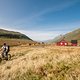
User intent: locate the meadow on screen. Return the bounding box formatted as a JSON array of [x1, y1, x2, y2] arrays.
[[0, 45, 80, 80], [0, 38, 37, 47]]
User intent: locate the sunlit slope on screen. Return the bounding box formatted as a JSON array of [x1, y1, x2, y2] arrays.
[[0, 38, 36, 46], [47, 28, 80, 43], [63, 28, 80, 41]]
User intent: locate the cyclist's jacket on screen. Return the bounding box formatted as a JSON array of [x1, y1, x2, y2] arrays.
[[2, 45, 8, 52]]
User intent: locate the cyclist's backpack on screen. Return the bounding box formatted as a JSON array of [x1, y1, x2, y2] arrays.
[[7, 45, 10, 52]]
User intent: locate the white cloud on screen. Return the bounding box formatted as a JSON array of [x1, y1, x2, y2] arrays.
[[0, 26, 65, 41], [21, 30, 65, 41], [12, 0, 79, 28], [0, 19, 80, 41], [28, 0, 78, 20]]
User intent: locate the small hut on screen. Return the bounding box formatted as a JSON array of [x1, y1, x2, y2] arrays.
[[71, 40, 77, 46], [57, 39, 68, 46]]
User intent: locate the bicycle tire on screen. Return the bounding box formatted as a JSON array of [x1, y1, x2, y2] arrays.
[[7, 54, 11, 60]]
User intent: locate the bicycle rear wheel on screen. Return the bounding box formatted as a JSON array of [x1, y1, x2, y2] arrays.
[[7, 54, 11, 60]]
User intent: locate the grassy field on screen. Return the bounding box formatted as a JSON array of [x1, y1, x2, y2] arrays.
[[0, 38, 37, 47], [0, 45, 80, 80]]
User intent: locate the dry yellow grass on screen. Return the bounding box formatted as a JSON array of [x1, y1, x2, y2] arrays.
[[0, 38, 37, 47], [0, 45, 80, 80]]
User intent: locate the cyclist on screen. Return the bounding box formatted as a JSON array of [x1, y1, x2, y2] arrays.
[[0, 43, 9, 59]]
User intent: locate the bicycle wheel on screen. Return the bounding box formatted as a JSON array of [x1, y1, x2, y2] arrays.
[[7, 54, 11, 60]]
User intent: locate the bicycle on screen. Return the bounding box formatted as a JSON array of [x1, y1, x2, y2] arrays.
[[0, 52, 11, 62]]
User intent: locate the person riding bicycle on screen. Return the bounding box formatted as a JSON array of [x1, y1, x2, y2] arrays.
[[0, 43, 9, 58]]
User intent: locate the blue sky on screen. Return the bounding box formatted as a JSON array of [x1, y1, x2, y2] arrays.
[[0, 0, 80, 41]]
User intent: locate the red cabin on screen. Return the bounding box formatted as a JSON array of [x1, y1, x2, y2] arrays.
[[71, 40, 77, 46], [57, 39, 68, 46]]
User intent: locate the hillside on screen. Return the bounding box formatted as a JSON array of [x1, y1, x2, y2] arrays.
[[45, 35, 63, 43], [0, 29, 37, 46], [63, 28, 80, 41], [0, 29, 32, 40], [47, 28, 80, 43]]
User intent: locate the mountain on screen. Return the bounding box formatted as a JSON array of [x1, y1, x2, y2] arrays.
[[45, 35, 63, 43], [0, 29, 32, 40], [47, 28, 80, 43], [63, 28, 80, 41], [0, 29, 36, 46]]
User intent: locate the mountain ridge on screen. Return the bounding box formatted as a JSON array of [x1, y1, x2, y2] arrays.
[[0, 29, 32, 40], [46, 28, 80, 43]]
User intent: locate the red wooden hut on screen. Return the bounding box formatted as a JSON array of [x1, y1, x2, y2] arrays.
[[57, 39, 68, 46]]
